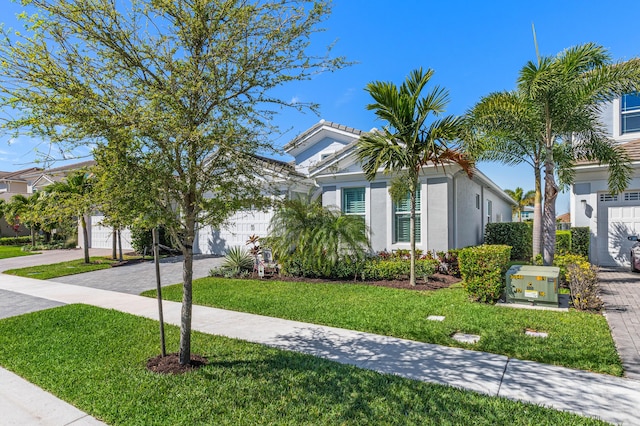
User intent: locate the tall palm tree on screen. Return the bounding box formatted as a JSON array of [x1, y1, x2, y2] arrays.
[[504, 187, 536, 222], [268, 197, 370, 278], [46, 169, 94, 263], [465, 91, 545, 257], [466, 43, 640, 265], [356, 68, 473, 285]]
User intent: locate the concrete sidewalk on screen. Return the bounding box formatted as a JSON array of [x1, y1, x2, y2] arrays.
[[1, 275, 640, 425]]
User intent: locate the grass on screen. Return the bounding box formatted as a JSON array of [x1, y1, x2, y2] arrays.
[[0, 304, 607, 425], [0, 245, 36, 259], [143, 278, 623, 376], [2, 256, 118, 279]]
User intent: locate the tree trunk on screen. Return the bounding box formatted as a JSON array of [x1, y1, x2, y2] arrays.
[[179, 215, 196, 366], [532, 165, 543, 260], [117, 228, 123, 261], [153, 227, 166, 357], [81, 213, 90, 263], [542, 150, 558, 266], [112, 229, 117, 259], [409, 178, 417, 286], [30, 227, 36, 246]]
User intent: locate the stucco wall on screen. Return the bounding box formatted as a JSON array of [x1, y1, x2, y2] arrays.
[[369, 182, 387, 252], [454, 174, 483, 248], [426, 177, 453, 252]]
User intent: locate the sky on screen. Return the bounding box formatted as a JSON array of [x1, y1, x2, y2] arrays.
[[3, 0, 640, 213]]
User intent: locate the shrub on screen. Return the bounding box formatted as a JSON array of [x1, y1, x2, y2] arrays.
[[459, 245, 511, 303], [0, 236, 31, 246], [567, 263, 603, 311], [362, 259, 437, 282], [571, 227, 590, 258], [221, 247, 254, 275], [552, 253, 589, 287], [435, 249, 460, 277], [484, 222, 532, 260], [556, 230, 571, 255], [130, 225, 172, 254]]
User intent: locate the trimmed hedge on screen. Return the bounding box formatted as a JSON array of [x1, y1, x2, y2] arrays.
[[0, 236, 31, 246], [484, 222, 531, 260], [570, 227, 590, 258], [459, 245, 511, 303], [556, 230, 571, 256], [362, 259, 438, 281]]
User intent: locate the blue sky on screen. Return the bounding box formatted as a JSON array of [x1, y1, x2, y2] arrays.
[[3, 0, 640, 213]]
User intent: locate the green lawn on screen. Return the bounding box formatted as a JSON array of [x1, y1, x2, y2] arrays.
[[3, 256, 117, 279], [143, 278, 622, 376], [0, 245, 36, 259], [0, 305, 606, 425]]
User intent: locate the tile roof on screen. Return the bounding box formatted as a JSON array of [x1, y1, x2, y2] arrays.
[[283, 120, 363, 151], [621, 139, 640, 160], [0, 167, 43, 181], [576, 139, 640, 165]]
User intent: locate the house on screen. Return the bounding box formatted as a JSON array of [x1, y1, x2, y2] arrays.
[[0, 160, 133, 250], [556, 212, 571, 231], [0, 167, 42, 236], [571, 93, 640, 266], [512, 205, 534, 222], [196, 120, 515, 255]]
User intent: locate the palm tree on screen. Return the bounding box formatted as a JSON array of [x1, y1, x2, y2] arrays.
[[356, 68, 473, 285], [268, 197, 370, 278], [46, 170, 94, 263], [6, 193, 43, 245], [466, 43, 640, 265], [465, 91, 545, 257], [504, 187, 536, 222]]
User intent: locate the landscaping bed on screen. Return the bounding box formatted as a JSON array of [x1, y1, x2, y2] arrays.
[[262, 271, 460, 291]]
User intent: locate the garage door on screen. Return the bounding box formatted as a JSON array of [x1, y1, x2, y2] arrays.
[[596, 193, 640, 266], [196, 209, 273, 255], [89, 215, 133, 251]]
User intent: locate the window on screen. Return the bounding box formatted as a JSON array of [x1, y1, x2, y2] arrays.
[[621, 93, 640, 134], [625, 192, 640, 201], [394, 191, 421, 243], [342, 187, 365, 217], [599, 193, 619, 202], [475, 194, 480, 209], [487, 200, 493, 223]]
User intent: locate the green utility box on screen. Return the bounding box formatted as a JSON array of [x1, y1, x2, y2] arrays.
[[506, 265, 560, 307]]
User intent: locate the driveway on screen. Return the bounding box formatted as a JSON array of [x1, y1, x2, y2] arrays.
[[599, 267, 640, 380], [0, 249, 112, 319], [0, 248, 224, 319], [50, 254, 224, 294]]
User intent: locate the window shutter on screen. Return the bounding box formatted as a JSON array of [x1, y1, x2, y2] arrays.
[[343, 188, 365, 215]]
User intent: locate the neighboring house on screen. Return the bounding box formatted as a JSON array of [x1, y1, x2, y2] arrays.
[[513, 205, 534, 222], [0, 160, 134, 250], [0, 167, 41, 236], [196, 120, 515, 255], [572, 93, 640, 266], [556, 212, 570, 231]]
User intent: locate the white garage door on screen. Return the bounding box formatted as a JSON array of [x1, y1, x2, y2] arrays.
[[196, 209, 273, 255], [596, 193, 640, 266], [89, 215, 133, 251]]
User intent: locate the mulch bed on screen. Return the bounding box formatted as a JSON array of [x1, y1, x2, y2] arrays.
[[262, 272, 460, 291], [146, 353, 209, 374]]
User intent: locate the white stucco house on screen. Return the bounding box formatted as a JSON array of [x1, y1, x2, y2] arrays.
[[572, 94, 640, 266], [195, 120, 515, 255]]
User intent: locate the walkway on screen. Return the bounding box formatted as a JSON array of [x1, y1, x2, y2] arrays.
[[1, 271, 640, 425], [599, 267, 640, 380]]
